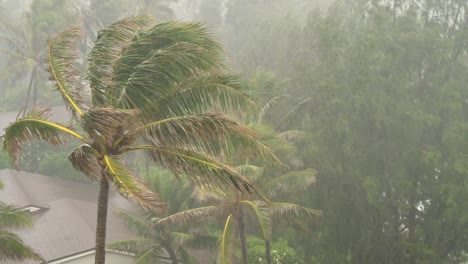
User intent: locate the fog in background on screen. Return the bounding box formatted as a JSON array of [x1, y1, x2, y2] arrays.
[[1, 0, 468, 263]]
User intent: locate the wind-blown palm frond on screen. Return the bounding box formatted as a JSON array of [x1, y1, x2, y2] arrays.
[[218, 214, 235, 264], [113, 21, 224, 109], [154, 206, 228, 228], [88, 16, 154, 106], [2, 107, 87, 166], [258, 94, 292, 123], [127, 145, 256, 192], [68, 144, 100, 180], [270, 203, 322, 222], [107, 238, 151, 255], [153, 75, 258, 119], [179, 247, 200, 264], [192, 185, 230, 203], [139, 113, 273, 160], [0, 231, 42, 261], [240, 200, 271, 240], [104, 156, 164, 211], [276, 130, 312, 143], [275, 97, 313, 131], [261, 169, 317, 199], [0, 204, 32, 228], [48, 28, 88, 117], [134, 247, 165, 264], [113, 210, 149, 236], [235, 165, 265, 183]]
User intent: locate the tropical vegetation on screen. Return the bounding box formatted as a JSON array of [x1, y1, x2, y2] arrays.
[[1, 15, 273, 264], [0, 180, 41, 262]]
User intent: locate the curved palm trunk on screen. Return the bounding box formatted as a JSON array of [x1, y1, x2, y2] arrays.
[[236, 210, 248, 264], [165, 246, 179, 264], [265, 240, 272, 264], [95, 175, 110, 264]]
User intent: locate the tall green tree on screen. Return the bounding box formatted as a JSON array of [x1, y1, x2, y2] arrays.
[[1, 16, 274, 264]]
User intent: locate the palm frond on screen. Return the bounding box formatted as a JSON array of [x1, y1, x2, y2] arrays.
[[240, 200, 271, 240], [104, 155, 165, 211], [178, 247, 200, 264], [127, 145, 257, 193], [258, 94, 292, 123], [48, 28, 88, 117], [235, 165, 265, 183], [118, 42, 224, 110], [107, 238, 151, 255], [270, 203, 322, 222], [152, 75, 258, 119], [192, 185, 230, 203], [275, 130, 312, 143], [275, 97, 313, 131], [2, 107, 86, 167], [262, 169, 317, 199], [113, 210, 150, 237], [154, 206, 227, 228], [0, 231, 42, 261], [218, 214, 235, 264], [114, 21, 222, 88], [88, 16, 154, 106], [68, 144, 100, 181], [139, 113, 274, 161], [134, 247, 165, 264], [0, 204, 32, 228]]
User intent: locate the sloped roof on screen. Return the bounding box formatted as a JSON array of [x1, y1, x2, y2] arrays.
[[0, 169, 136, 264]]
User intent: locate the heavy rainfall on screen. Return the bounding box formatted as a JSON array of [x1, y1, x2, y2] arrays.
[[0, 0, 467, 264]]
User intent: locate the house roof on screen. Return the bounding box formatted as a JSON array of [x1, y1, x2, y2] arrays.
[[0, 169, 136, 264]]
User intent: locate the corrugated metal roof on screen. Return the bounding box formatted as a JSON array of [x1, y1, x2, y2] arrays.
[[0, 169, 136, 264]]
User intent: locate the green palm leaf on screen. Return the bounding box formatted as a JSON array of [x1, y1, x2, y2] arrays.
[[134, 247, 165, 264], [262, 169, 317, 199], [240, 200, 271, 240], [0, 231, 42, 261], [153, 75, 258, 118], [154, 206, 228, 228], [104, 155, 164, 211], [107, 238, 151, 255], [113, 210, 149, 237], [127, 145, 256, 193], [88, 16, 154, 106], [139, 113, 273, 160], [0, 204, 32, 228], [48, 28, 88, 117], [270, 203, 322, 222], [2, 107, 87, 166]]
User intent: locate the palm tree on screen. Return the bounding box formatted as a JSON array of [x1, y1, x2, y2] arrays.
[[153, 166, 319, 264], [2, 16, 274, 264], [0, 180, 42, 262], [109, 171, 216, 264]]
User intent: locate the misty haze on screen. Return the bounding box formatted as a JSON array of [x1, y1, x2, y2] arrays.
[[0, 0, 467, 264]]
